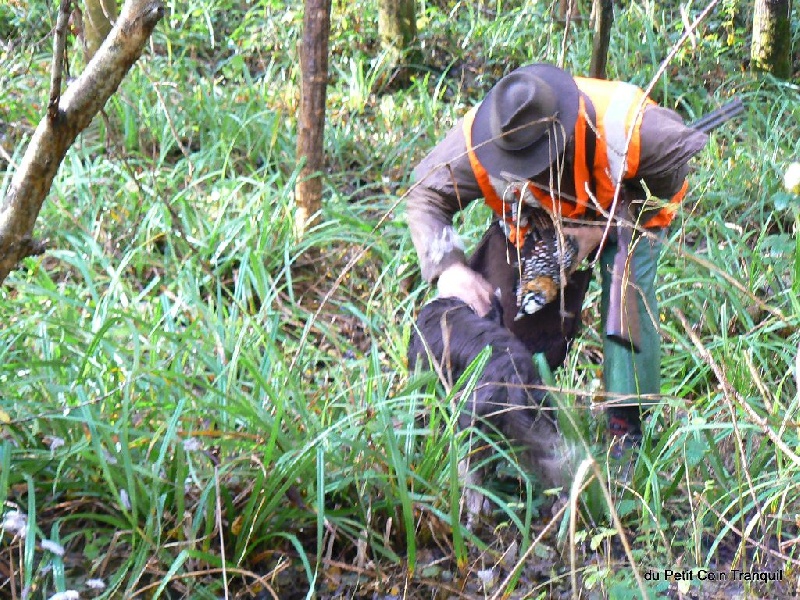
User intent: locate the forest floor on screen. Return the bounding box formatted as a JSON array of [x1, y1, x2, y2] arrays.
[[2, 1, 800, 598]]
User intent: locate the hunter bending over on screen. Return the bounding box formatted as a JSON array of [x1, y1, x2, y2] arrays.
[[406, 63, 708, 450]]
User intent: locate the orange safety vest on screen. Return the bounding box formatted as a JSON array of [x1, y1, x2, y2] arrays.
[[464, 77, 688, 246]]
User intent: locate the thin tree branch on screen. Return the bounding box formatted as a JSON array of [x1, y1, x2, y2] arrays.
[[0, 0, 165, 285], [48, 0, 73, 120], [558, 0, 576, 69]]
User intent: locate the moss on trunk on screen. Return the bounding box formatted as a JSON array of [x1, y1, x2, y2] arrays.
[[378, 0, 419, 76], [751, 0, 793, 79]]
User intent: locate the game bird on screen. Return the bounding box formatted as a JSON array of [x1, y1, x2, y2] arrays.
[[489, 177, 604, 323], [514, 208, 585, 320]]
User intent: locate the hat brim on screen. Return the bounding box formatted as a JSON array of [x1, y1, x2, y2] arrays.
[[471, 64, 580, 180]]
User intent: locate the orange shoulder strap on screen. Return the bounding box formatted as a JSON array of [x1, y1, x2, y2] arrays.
[[463, 107, 529, 246]]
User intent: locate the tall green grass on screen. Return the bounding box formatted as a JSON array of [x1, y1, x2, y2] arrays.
[[1, 0, 799, 597]]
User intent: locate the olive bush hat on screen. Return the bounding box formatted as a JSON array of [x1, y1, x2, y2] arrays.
[[471, 63, 580, 179]]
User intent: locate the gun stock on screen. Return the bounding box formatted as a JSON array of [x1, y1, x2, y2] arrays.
[[606, 196, 642, 352]]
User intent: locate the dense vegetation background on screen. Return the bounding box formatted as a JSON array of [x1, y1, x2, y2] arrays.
[[1, 0, 799, 598]]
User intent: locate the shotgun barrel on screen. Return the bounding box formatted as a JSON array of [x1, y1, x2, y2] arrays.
[[689, 97, 744, 134]]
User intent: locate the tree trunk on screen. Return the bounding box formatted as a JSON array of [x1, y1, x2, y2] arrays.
[[294, 0, 331, 237], [0, 0, 164, 286], [83, 0, 118, 59], [751, 0, 793, 79], [589, 0, 613, 79], [378, 0, 418, 77]]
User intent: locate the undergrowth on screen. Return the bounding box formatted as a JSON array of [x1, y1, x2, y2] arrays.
[[1, 0, 799, 598]]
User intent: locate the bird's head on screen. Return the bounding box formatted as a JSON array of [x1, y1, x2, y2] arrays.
[[515, 275, 559, 320]]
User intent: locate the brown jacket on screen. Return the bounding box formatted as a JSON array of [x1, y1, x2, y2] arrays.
[[407, 100, 708, 282]]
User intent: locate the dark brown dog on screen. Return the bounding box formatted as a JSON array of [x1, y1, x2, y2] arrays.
[[408, 296, 564, 491]]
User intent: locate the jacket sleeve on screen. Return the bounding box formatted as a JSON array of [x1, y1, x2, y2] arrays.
[[627, 105, 709, 199], [406, 118, 485, 282]]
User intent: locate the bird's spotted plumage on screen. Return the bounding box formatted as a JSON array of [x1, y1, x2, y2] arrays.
[[515, 209, 580, 319]]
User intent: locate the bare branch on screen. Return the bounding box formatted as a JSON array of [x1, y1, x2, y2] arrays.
[[558, 0, 575, 69], [589, 0, 613, 79], [48, 0, 73, 120], [0, 0, 165, 285]]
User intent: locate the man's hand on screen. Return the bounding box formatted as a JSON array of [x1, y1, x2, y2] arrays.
[[436, 263, 495, 317]]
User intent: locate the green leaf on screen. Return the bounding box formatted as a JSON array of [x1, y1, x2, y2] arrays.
[[772, 191, 799, 211], [684, 438, 708, 467], [617, 499, 638, 518], [590, 527, 617, 551]]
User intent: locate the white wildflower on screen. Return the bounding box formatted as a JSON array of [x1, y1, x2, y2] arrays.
[[476, 568, 496, 587], [41, 539, 65, 556], [1, 510, 27, 536], [120, 489, 131, 510], [85, 579, 106, 591], [47, 592, 79, 600], [102, 448, 118, 465], [182, 437, 202, 452], [785, 162, 800, 194]]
